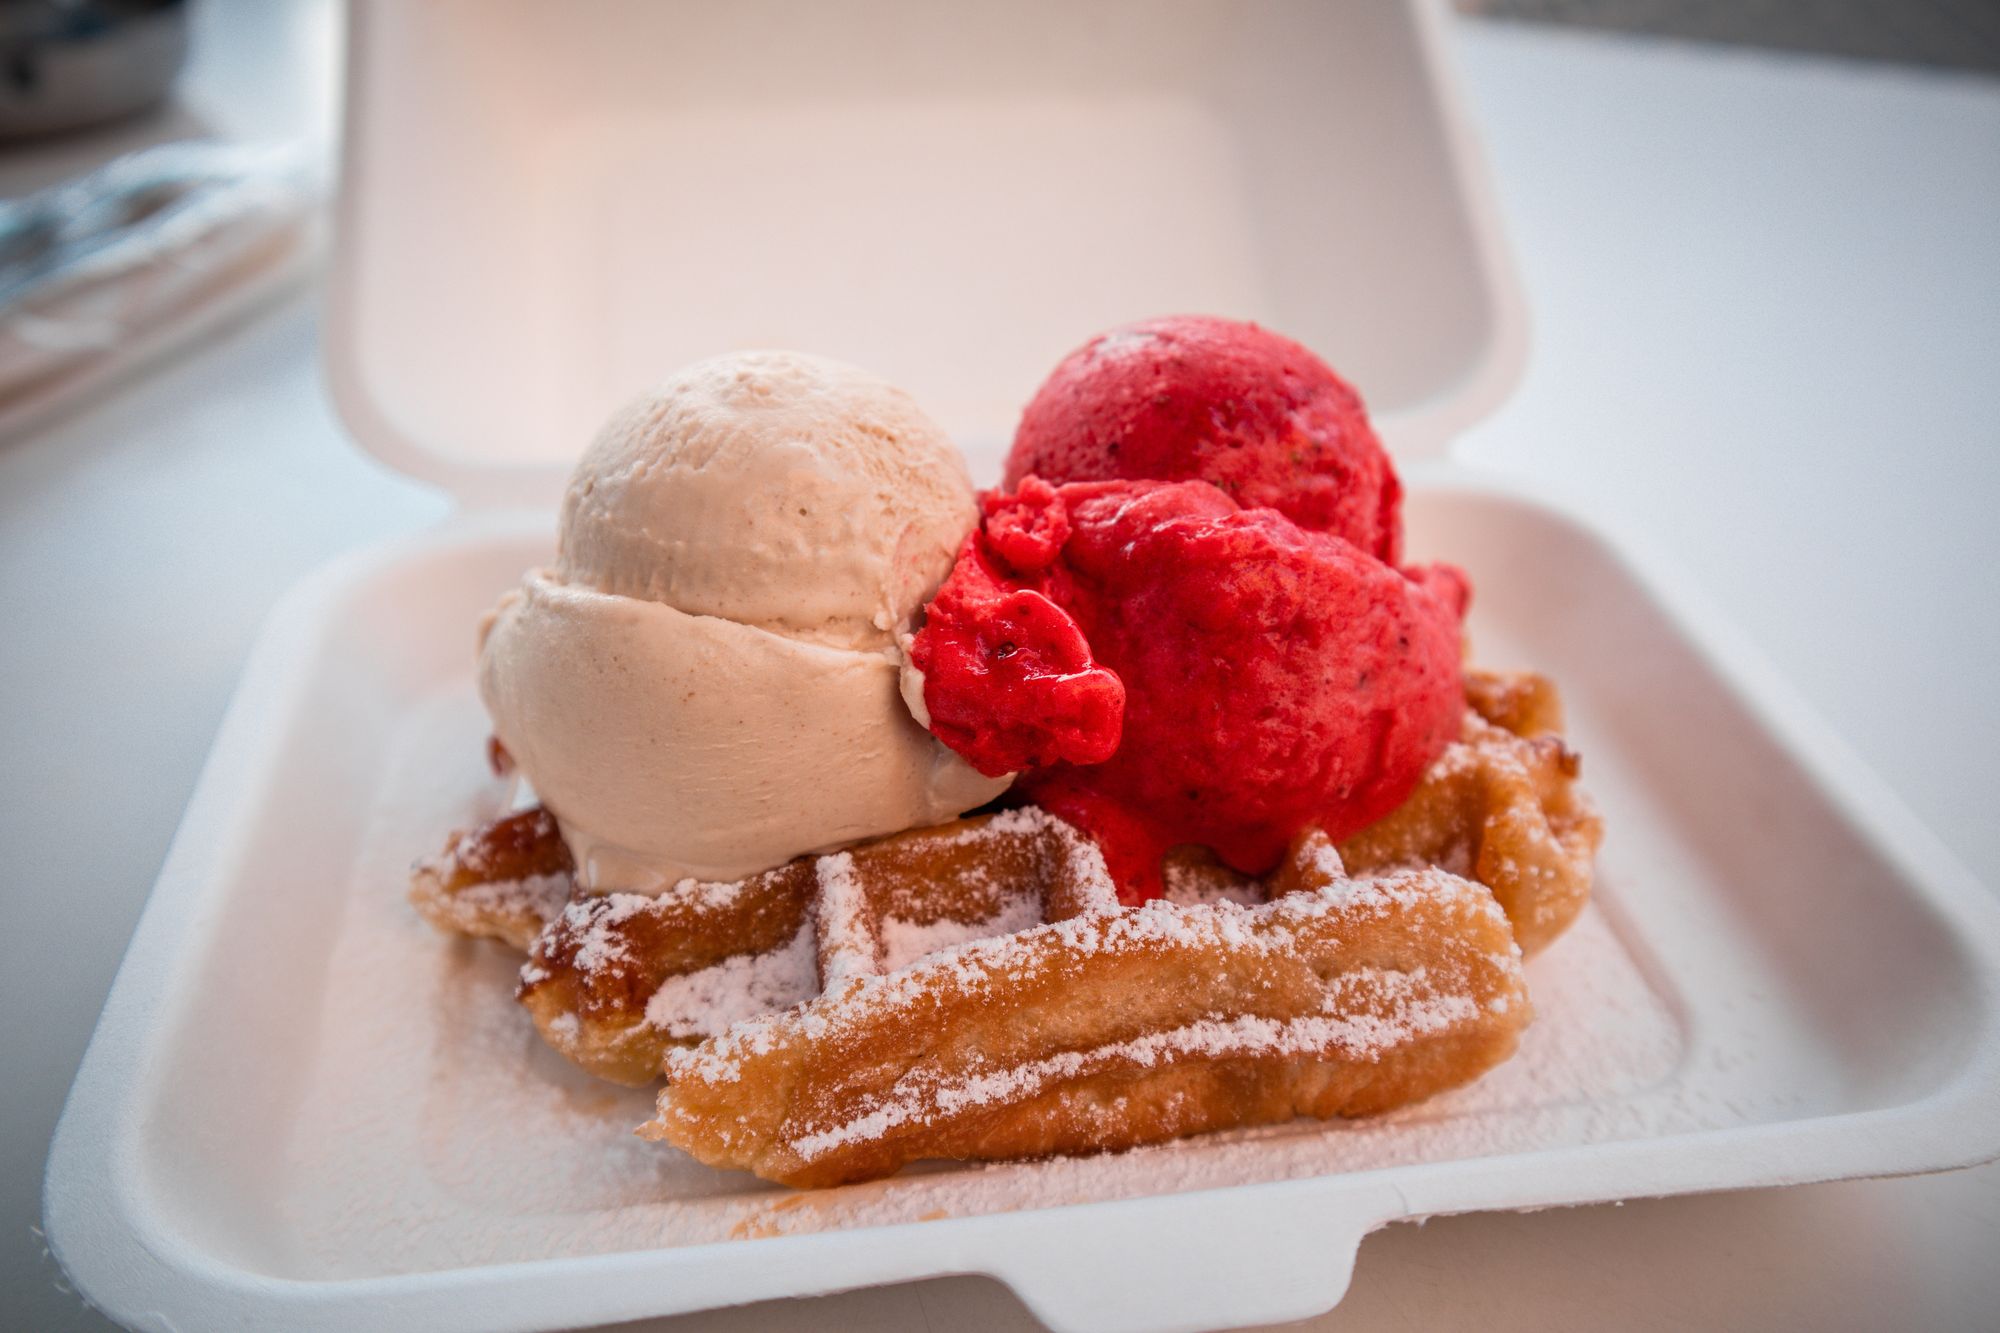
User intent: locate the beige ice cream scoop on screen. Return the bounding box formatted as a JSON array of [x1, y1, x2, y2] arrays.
[[559, 350, 977, 648], [480, 351, 1009, 892]]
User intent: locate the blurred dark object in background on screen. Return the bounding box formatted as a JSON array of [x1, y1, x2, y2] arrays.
[[0, 0, 189, 140], [1460, 0, 2000, 74]]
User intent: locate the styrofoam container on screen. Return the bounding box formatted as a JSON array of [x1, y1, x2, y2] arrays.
[[43, 2, 2000, 1331]]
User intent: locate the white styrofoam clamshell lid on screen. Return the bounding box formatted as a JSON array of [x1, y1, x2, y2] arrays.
[[324, 0, 1527, 507]]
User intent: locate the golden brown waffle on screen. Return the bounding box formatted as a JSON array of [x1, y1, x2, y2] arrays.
[[1339, 708, 1598, 956], [409, 807, 573, 953], [510, 805, 1115, 1086], [1163, 673, 1600, 957], [641, 825, 1527, 1187], [408, 669, 1597, 1184]]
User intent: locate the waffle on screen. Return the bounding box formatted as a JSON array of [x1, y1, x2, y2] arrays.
[[1338, 708, 1598, 956], [503, 804, 1113, 1085], [409, 669, 1595, 1184], [641, 823, 1527, 1187], [1165, 672, 1600, 956], [409, 806, 572, 953]]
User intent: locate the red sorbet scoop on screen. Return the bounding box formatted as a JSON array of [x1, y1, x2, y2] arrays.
[[909, 477, 1468, 902], [1006, 315, 1404, 563]]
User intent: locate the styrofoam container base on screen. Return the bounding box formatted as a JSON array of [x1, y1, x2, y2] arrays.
[[45, 477, 2000, 1332]]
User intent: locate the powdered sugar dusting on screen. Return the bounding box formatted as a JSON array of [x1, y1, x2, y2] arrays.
[[655, 872, 751, 912], [615, 807, 1113, 1048], [944, 805, 1055, 841], [1068, 872, 1118, 912], [645, 923, 819, 1039], [790, 984, 1483, 1162], [420, 871, 570, 934], [1162, 861, 1263, 906], [560, 892, 655, 973], [1050, 817, 1121, 915], [878, 893, 1043, 974], [664, 870, 1500, 1090], [1303, 836, 1346, 881], [936, 805, 1120, 918], [813, 852, 878, 985]]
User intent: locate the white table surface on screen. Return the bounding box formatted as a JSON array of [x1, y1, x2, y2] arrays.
[[4, 5, 1996, 1330]]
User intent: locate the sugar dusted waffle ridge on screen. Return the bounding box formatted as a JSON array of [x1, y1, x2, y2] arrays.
[[408, 806, 571, 953], [411, 670, 1601, 1187], [645, 825, 1527, 1187]]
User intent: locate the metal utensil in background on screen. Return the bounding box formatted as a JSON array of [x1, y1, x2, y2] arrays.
[[0, 137, 319, 437], [0, 0, 190, 140]]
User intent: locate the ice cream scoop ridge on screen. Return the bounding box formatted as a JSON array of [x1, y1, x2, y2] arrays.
[[480, 351, 1010, 893]]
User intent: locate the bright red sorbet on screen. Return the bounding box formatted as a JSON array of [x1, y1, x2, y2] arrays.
[[911, 476, 1469, 903], [1006, 315, 1404, 563]]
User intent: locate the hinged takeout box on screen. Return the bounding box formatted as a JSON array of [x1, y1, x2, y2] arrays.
[[45, 2, 2000, 1330]]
